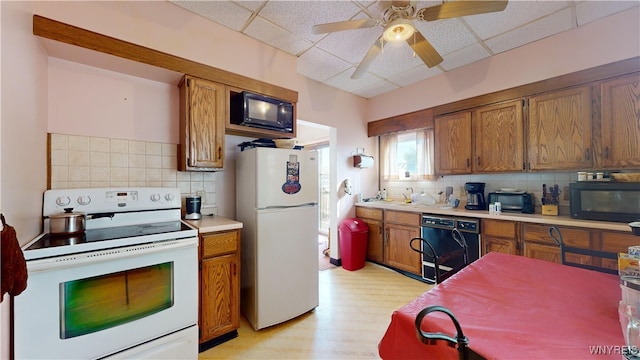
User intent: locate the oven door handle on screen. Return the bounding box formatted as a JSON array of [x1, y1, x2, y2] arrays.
[[88, 212, 115, 220]]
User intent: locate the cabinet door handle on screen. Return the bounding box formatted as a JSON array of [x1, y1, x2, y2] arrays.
[[604, 147, 609, 159], [466, 158, 470, 168], [585, 148, 590, 161], [217, 146, 222, 161], [477, 157, 481, 166]]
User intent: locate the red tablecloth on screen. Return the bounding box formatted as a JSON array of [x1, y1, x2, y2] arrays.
[[379, 252, 623, 359]]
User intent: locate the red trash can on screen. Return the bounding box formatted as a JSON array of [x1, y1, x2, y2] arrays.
[[338, 218, 369, 271]]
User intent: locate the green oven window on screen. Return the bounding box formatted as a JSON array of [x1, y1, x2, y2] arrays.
[[60, 262, 174, 339]]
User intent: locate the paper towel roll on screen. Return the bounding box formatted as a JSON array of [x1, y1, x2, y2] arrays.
[[353, 155, 374, 168]]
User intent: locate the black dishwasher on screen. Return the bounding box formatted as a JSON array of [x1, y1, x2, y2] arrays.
[[419, 215, 481, 284]]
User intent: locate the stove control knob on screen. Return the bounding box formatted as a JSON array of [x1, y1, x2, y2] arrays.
[[77, 196, 91, 206], [165, 193, 175, 202], [150, 193, 161, 202], [56, 196, 71, 207]]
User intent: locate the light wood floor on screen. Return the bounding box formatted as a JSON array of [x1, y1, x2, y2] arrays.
[[199, 263, 431, 359]]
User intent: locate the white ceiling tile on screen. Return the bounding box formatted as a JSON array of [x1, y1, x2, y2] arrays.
[[465, 1, 571, 40], [439, 43, 491, 71], [234, 0, 266, 12], [314, 12, 383, 64], [576, 1, 640, 26], [297, 47, 353, 82], [386, 64, 442, 86], [485, 8, 575, 55], [170, 1, 252, 32], [413, 18, 478, 56], [351, 80, 399, 98], [244, 16, 314, 55], [258, 1, 364, 43], [325, 67, 382, 92]]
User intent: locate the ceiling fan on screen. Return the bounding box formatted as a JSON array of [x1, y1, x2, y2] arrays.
[[312, 1, 508, 79]]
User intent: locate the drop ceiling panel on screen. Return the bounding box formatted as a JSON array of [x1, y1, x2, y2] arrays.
[[297, 46, 353, 82], [244, 16, 314, 55], [170, 0, 639, 99], [485, 8, 575, 55]]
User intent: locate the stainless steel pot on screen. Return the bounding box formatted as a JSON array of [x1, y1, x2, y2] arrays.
[[49, 209, 115, 235], [50, 208, 86, 235]]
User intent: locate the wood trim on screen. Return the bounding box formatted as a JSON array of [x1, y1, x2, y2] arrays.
[[32, 15, 298, 104], [368, 108, 434, 137], [368, 56, 640, 137]]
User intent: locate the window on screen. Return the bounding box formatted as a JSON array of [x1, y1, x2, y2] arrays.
[[380, 129, 435, 180]]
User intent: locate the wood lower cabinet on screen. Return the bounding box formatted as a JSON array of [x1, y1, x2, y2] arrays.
[[355, 207, 384, 263], [599, 230, 639, 271], [384, 210, 421, 275], [482, 219, 519, 255], [199, 229, 240, 348], [179, 75, 225, 171], [521, 224, 591, 265]]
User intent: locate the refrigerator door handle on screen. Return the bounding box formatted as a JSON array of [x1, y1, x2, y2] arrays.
[[259, 203, 317, 210]]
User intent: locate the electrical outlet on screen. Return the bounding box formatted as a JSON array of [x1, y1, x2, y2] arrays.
[[564, 186, 569, 201]]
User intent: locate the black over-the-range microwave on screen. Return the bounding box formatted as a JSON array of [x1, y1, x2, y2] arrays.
[[230, 91, 294, 133], [569, 181, 640, 223]]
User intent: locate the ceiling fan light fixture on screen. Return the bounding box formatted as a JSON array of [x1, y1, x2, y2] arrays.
[[382, 18, 415, 43]]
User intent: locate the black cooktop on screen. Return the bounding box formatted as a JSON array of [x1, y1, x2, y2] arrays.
[[26, 221, 191, 251]]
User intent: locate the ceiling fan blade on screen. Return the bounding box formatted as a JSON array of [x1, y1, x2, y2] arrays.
[[312, 19, 377, 34], [352, 37, 383, 79], [407, 31, 443, 68], [420, 1, 508, 21]]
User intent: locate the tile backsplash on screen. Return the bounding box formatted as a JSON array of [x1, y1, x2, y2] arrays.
[[48, 133, 217, 208], [381, 172, 576, 214]]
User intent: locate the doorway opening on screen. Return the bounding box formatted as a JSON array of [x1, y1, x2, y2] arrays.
[[296, 120, 336, 271]]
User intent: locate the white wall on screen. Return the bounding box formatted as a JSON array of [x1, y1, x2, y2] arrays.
[[1, 1, 49, 358]]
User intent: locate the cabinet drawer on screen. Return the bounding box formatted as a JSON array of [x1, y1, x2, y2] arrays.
[[522, 224, 590, 248], [201, 230, 239, 258], [483, 219, 518, 239], [385, 210, 420, 226], [356, 207, 383, 221]]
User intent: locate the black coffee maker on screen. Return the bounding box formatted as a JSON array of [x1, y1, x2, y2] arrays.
[[465, 182, 486, 210]]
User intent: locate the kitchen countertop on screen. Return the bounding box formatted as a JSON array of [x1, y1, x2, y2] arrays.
[[355, 200, 633, 233], [184, 215, 243, 233]]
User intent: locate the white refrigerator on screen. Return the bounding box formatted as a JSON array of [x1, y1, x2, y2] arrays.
[[235, 147, 319, 330]]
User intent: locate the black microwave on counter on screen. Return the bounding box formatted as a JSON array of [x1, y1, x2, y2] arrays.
[[230, 91, 294, 133], [569, 182, 640, 223]]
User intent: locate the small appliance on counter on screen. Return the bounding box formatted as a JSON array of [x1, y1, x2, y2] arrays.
[[488, 191, 535, 213], [464, 182, 486, 210], [184, 195, 202, 220], [570, 181, 640, 223]]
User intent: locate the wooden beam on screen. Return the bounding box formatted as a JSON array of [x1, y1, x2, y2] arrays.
[[32, 15, 298, 103], [368, 108, 434, 137]]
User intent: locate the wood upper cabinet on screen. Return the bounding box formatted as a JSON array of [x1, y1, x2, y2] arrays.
[[199, 229, 240, 345], [472, 100, 525, 173], [355, 207, 384, 263], [598, 73, 640, 168], [527, 85, 593, 171], [435, 111, 472, 175], [384, 210, 421, 275], [482, 219, 519, 256], [179, 75, 225, 171]]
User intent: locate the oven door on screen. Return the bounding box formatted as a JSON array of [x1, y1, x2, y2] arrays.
[[14, 238, 198, 359]]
